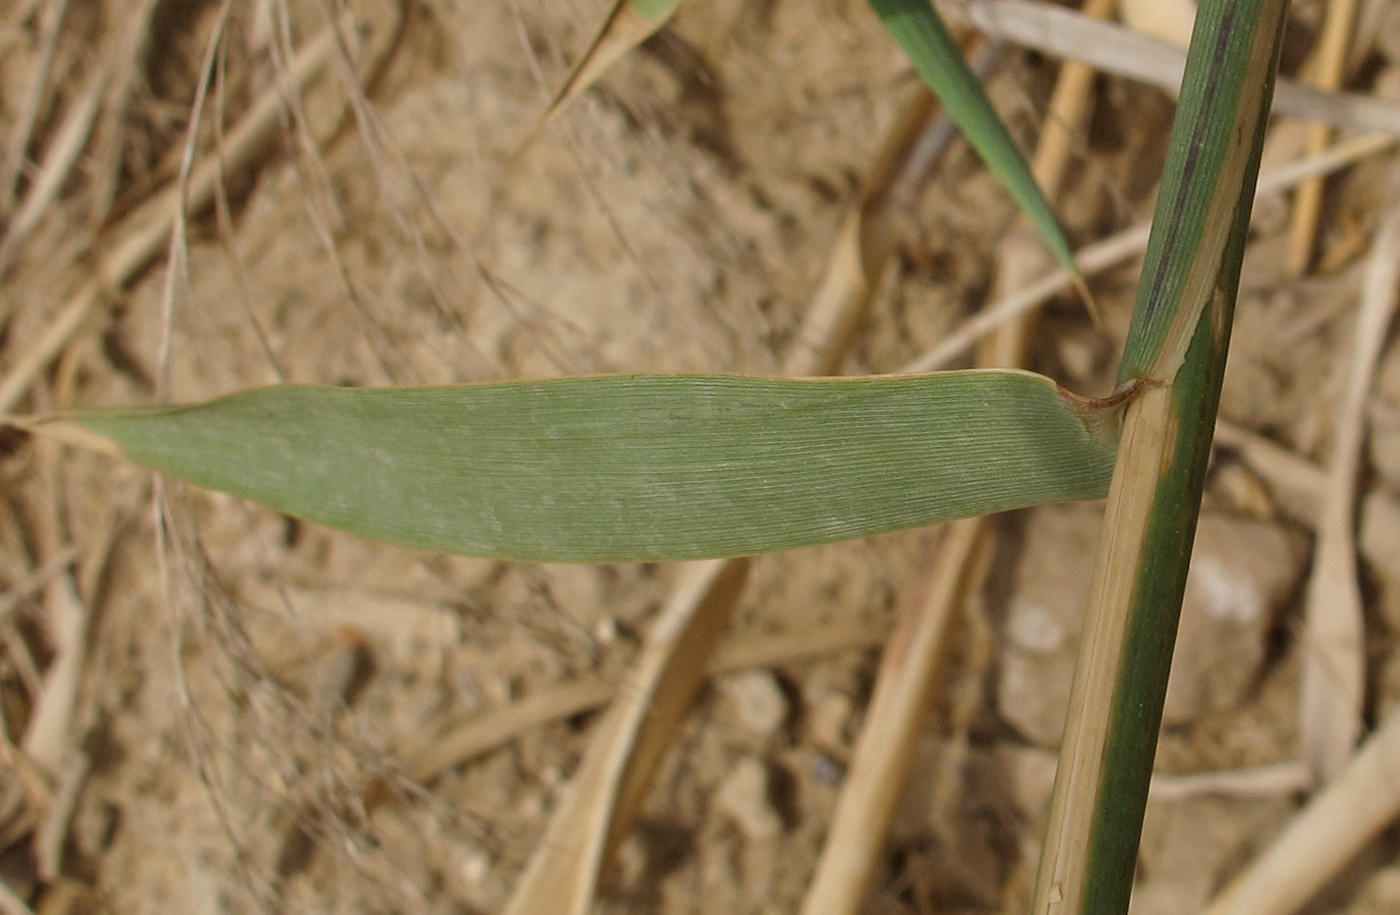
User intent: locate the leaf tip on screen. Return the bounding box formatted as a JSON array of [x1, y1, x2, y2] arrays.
[[12, 416, 126, 459], [1072, 273, 1105, 331]]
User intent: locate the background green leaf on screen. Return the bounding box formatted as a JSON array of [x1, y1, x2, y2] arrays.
[[869, 0, 1079, 274], [630, 0, 681, 19]]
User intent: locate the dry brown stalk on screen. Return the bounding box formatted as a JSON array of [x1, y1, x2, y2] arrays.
[[1204, 703, 1400, 915], [1299, 162, 1400, 781], [1285, 0, 1362, 274], [907, 134, 1397, 373], [19, 427, 88, 776], [502, 558, 750, 915], [0, 0, 70, 208], [966, 0, 1400, 137], [401, 619, 891, 785]]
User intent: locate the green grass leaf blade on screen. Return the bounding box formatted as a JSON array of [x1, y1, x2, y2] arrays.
[[67, 372, 1117, 563], [868, 0, 1078, 274], [1116, 0, 1282, 383]]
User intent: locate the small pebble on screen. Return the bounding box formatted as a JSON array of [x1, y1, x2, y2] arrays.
[[806, 691, 854, 752], [720, 670, 788, 737], [593, 616, 619, 645], [813, 754, 846, 786], [460, 850, 491, 884], [714, 757, 781, 841]]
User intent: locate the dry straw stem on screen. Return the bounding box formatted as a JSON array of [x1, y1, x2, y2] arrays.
[[1203, 704, 1400, 915], [0, 548, 79, 628], [1147, 761, 1312, 801], [0, 61, 102, 275], [34, 753, 88, 881], [400, 619, 890, 783], [0, 0, 69, 207], [798, 521, 988, 915], [1285, 0, 1361, 275], [504, 84, 959, 914], [1299, 163, 1400, 781], [19, 431, 88, 776], [516, 0, 679, 154], [965, 0, 1400, 138], [0, 0, 161, 276], [1212, 420, 1326, 522], [800, 5, 1110, 910], [502, 558, 750, 915], [907, 133, 1397, 373], [0, 5, 399, 415], [793, 36, 990, 372]]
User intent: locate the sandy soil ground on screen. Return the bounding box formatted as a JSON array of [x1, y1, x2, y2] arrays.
[[3, 0, 1400, 913]]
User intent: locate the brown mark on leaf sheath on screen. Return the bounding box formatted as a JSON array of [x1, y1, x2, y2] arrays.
[[1058, 377, 1159, 451]]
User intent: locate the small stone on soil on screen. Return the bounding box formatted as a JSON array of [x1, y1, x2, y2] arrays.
[[714, 756, 782, 841], [719, 670, 788, 737]]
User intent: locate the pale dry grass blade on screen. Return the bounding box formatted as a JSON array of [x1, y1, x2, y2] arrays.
[[1299, 163, 1400, 781], [1285, 0, 1361, 275], [502, 558, 750, 915], [34, 754, 88, 880], [966, 0, 1400, 137], [19, 431, 87, 776], [1148, 761, 1311, 801], [0, 0, 69, 207], [1213, 420, 1326, 522], [0, 547, 78, 626], [907, 134, 1397, 372], [0, 7, 397, 415], [0, 66, 102, 274], [801, 7, 1109, 908], [1203, 705, 1400, 915], [518, 0, 677, 154], [406, 679, 617, 783], [85, 0, 162, 228]]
